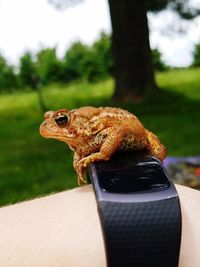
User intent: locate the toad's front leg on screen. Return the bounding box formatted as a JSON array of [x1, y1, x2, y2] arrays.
[[78, 127, 123, 171], [73, 152, 86, 186]]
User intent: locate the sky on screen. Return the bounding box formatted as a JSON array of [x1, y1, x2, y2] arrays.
[[0, 0, 200, 67]]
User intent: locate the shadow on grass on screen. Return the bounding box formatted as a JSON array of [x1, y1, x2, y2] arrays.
[[120, 88, 200, 157], [120, 87, 200, 115]]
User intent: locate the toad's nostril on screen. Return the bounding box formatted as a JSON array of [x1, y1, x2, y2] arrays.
[[44, 111, 54, 119]]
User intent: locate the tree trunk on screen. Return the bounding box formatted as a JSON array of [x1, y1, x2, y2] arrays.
[[108, 0, 157, 101]]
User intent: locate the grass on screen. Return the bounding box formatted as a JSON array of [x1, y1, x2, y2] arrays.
[[0, 68, 200, 206]]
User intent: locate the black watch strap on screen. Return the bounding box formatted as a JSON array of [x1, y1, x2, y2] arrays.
[[98, 196, 181, 267], [87, 152, 182, 267]]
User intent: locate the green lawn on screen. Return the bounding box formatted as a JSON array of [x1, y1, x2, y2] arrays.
[[0, 68, 200, 206]]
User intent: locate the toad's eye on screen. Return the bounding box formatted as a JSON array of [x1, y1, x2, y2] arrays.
[[55, 114, 69, 126]]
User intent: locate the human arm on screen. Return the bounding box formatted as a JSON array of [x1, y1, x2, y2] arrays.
[[0, 184, 199, 267]]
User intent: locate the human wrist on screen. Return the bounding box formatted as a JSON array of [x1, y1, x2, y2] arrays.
[[0, 186, 106, 267]]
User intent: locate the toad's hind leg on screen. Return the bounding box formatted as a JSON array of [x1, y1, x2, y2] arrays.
[[78, 127, 123, 168], [146, 130, 167, 161]]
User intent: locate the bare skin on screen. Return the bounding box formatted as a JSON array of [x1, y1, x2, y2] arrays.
[[0, 185, 200, 267], [40, 106, 166, 185]]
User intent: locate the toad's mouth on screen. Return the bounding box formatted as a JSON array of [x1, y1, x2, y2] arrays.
[[39, 123, 74, 141]]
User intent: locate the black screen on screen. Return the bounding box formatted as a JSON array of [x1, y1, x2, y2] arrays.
[[97, 163, 170, 194]]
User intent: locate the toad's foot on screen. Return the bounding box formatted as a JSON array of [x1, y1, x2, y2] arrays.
[[74, 162, 87, 186], [78, 152, 110, 169], [76, 153, 109, 185]]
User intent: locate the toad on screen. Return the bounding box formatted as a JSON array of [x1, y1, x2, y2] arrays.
[[40, 106, 166, 185]]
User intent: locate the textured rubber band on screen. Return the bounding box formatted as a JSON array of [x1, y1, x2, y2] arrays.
[[88, 153, 181, 267], [98, 197, 181, 267]]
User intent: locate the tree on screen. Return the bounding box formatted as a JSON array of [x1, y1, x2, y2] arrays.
[[63, 33, 112, 82], [19, 51, 47, 112], [36, 48, 62, 85], [192, 43, 200, 67], [19, 52, 39, 89], [152, 49, 167, 71], [88, 32, 112, 82], [48, 0, 200, 101], [0, 55, 18, 91], [2, 66, 18, 90], [108, 0, 157, 100], [63, 41, 90, 82]]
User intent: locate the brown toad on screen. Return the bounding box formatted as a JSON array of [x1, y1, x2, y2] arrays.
[[39, 106, 166, 185]]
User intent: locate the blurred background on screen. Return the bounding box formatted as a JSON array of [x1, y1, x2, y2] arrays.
[[0, 0, 200, 206]]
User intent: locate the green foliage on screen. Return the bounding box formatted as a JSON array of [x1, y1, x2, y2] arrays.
[[0, 33, 169, 92], [192, 43, 200, 67], [147, 0, 200, 20], [151, 48, 167, 71], [19, 52, 39, 89], [0, 55, 18, 91], [62, 32, 113, 82], [63, 41, 90, 82], [36, 47, 63, 85], [87, 32, 112, 82], [49, 0, 200, 20]]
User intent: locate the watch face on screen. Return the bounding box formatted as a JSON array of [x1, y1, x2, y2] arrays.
[[97, 163, 170, 194]]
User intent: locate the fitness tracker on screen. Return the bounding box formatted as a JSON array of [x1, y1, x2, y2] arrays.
[[87, 151, 182, 267]]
